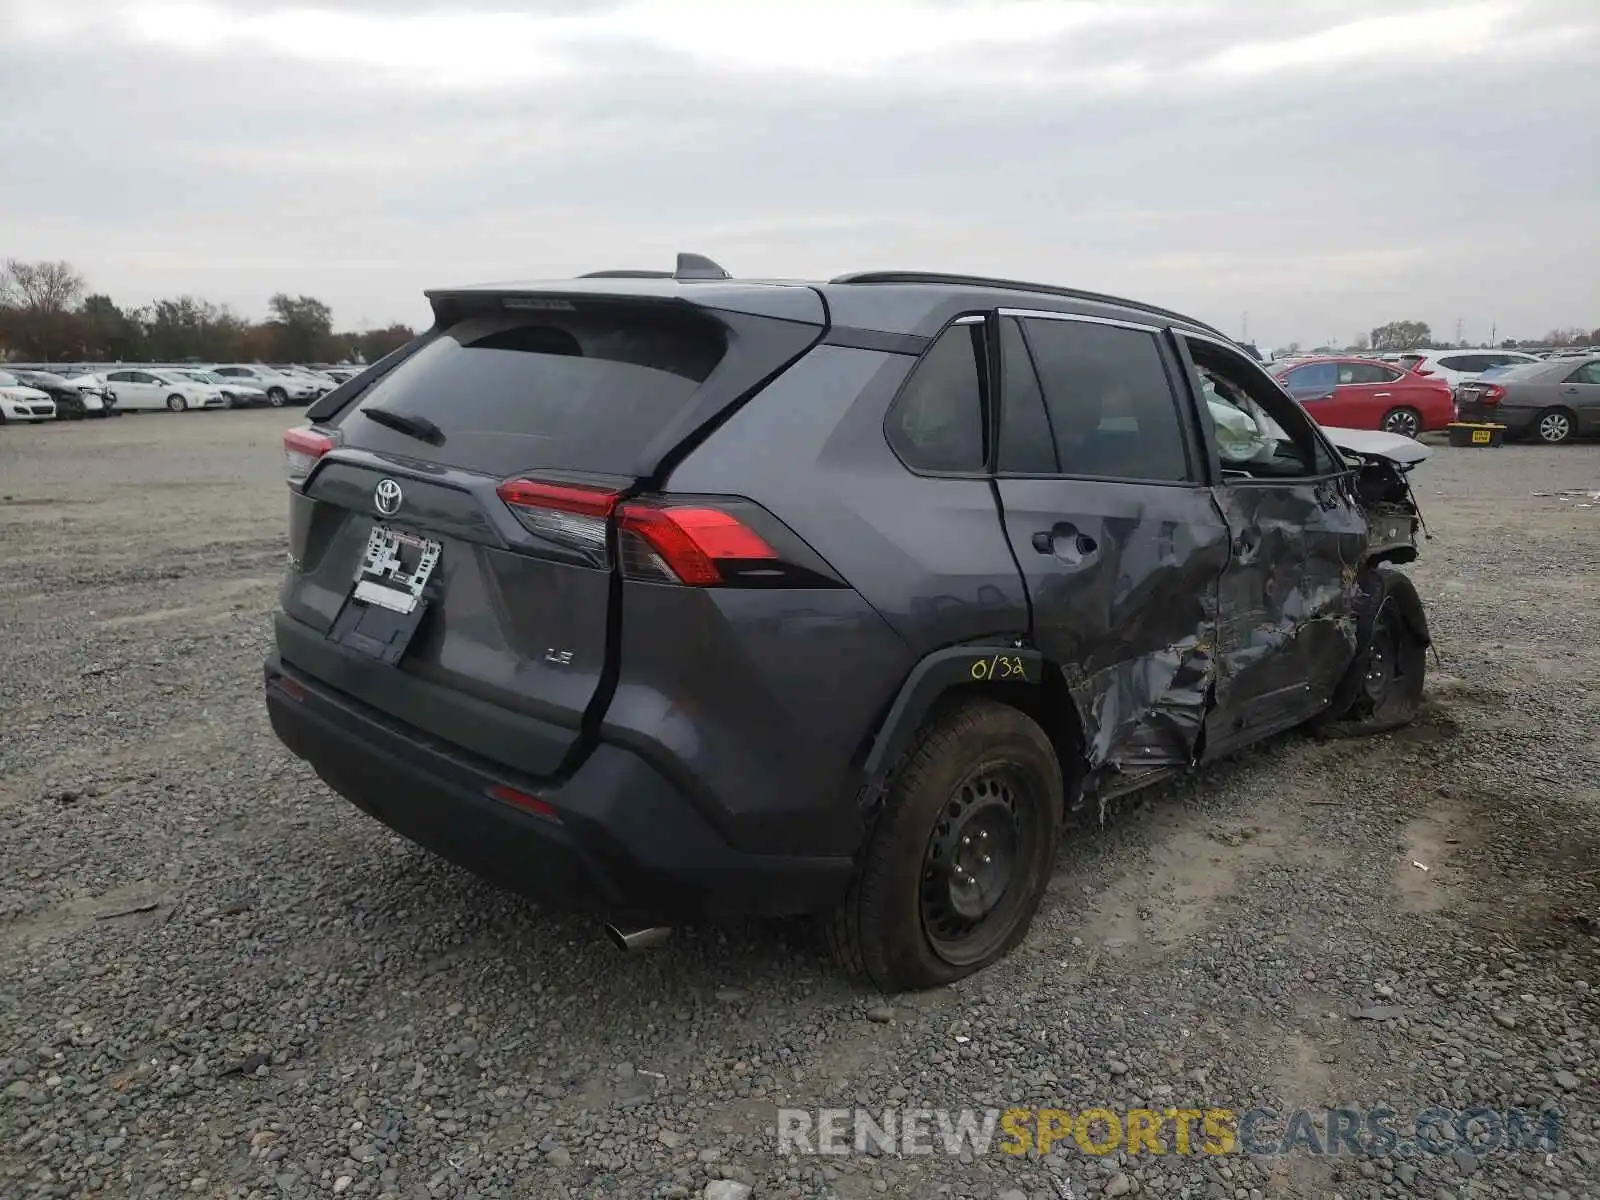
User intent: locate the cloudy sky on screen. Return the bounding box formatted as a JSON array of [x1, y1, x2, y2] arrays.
[[3, 0, 1596, 345]]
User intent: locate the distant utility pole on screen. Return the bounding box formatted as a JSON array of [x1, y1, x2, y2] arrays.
[[1491, 321, 1497, 345], [1241, 312, 1249, 342], [1455, 317, 1464, 345]]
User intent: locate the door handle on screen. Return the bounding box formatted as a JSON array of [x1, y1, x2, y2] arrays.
[[1563, 386, 1579, 394], [1032, 526, 1098, 561], [1374, 392, 1391, 398]]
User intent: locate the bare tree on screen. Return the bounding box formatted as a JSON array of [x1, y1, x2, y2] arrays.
[[1, 259, 86, 312]]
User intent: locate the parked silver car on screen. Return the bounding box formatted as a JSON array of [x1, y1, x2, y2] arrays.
[[1454, 355, 1600, 443], [207, 365, 319, 407]]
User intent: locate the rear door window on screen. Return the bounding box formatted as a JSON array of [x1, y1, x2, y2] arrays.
[[1018, 317, 1193, 482], [1439, 354, 1484, 372], [337, 309, 727, 477]]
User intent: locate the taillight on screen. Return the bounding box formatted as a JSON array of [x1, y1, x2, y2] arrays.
[[1480, 385, 1505, 404], [283, 426, 336, 483], [617, 503, 778, 586], [496, 478, 619, 569], [493, 478, 844, 588]]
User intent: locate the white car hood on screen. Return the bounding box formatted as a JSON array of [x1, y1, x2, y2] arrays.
[[2, 385, 52, 402], [1323, 427, 1432, 467]]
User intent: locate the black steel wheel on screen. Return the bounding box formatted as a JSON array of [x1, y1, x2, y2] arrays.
[[826, 699, 1063, 990], [919, 768, 1039, 966]]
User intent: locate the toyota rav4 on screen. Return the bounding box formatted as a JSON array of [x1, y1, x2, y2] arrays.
[[264, 255, 1432, 991]]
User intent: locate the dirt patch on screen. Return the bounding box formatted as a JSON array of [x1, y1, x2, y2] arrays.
[[1074, 802, 1290, 961]]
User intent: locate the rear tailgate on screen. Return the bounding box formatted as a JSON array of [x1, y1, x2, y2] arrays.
[[279, 286, 825, 777]]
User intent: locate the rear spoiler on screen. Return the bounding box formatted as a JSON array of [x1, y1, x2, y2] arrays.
[[318, 283, 830, 485]]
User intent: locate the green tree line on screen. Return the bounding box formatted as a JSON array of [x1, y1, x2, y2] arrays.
[[0, 258, 415, 365]]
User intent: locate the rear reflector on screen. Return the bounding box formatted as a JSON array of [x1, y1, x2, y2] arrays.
[[618, 503, 777, 586], [284, 427, 336, 482], [487, 784, 559, 821]]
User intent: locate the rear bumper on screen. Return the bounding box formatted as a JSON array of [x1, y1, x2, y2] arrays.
[[263, 654, 855, 920], [1455, 402, 1533, 431]]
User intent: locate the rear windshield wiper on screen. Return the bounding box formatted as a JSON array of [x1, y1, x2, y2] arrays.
[[361, 405, 444, 446]]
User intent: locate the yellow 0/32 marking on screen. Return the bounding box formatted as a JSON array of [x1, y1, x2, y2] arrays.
[[970, 655, 1028, 682]]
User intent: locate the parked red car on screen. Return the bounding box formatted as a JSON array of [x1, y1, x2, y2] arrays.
[[1272, 356, 1453, 437]]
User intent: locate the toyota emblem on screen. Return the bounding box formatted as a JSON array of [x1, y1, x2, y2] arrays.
[[373, 478, 403, 516]]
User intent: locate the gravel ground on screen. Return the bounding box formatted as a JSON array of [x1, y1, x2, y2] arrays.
[[1, 409, 1597, 1200]]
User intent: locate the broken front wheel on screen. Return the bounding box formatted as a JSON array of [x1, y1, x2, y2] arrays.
[[1314, 566, 1429, 737]]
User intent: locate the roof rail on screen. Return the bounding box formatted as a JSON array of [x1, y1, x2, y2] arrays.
[[828, 271, 1223, 337], [577, 269, 673, 279]]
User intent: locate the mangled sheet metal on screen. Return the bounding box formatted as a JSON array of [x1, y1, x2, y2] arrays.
[[1058, 467, 1404, 814]]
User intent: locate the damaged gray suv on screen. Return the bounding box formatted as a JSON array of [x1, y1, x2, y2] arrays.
[[264, 256, 1432, 991]]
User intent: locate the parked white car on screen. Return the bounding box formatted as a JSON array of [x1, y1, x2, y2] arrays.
[[274, 365, 339, 398], [101, 368, 225, 412], [1395, 349, 1541, 388], [207, 365, 319, 407], [172, 368, 269, 408], [0, 371, 58, 422]]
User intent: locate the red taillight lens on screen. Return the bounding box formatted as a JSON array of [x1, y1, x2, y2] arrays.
[[1481, 385, 1505, 404], [284, 427, 335, 482], [496, 478, 620, 569], [618, 503, 778, 586]]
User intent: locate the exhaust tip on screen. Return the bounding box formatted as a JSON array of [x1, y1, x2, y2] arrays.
[[605, 923, 673, 952]]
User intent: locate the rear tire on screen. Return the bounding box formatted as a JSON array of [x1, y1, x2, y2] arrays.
[[1315, 567, 1428, 737], [1535, 408, 1576, 444], [267, 387, 287, 408], [825, 699, 1063, 991], [167, 394, 188, 413], [1381, 407, 1421, 438]]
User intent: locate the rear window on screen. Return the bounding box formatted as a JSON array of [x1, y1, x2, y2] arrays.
[[338, 309, 726, 477]]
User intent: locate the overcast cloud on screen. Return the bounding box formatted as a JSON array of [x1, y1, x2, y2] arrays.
[[2, 0, 1596, 344]]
